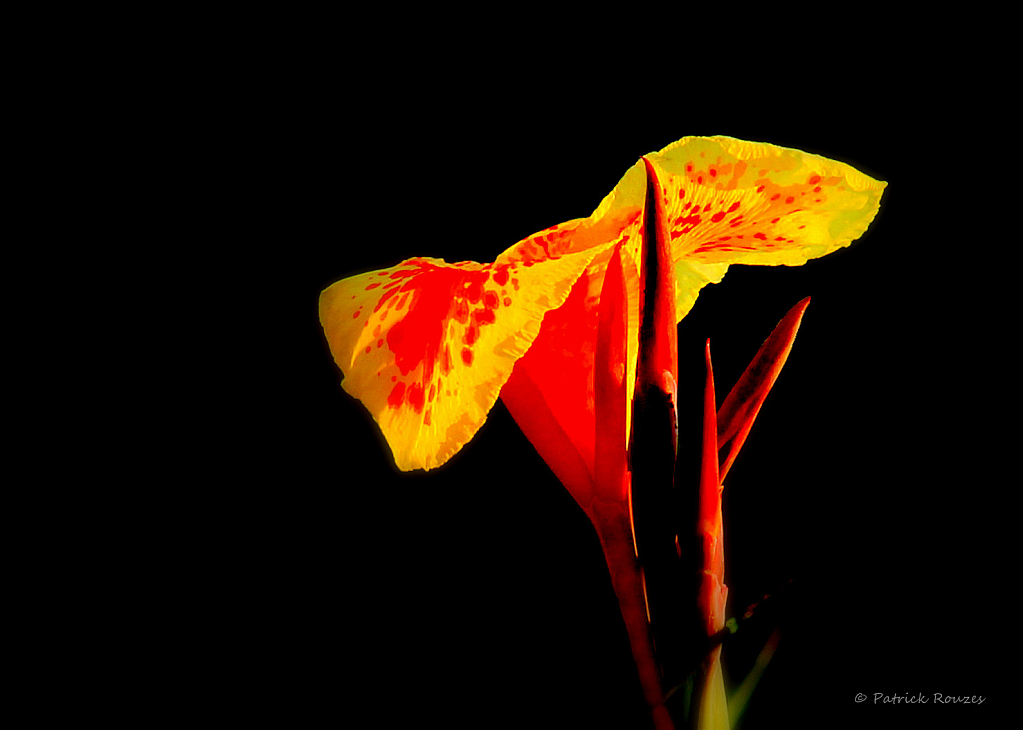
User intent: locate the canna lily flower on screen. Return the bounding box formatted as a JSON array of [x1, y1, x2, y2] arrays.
[[319, 136, 885, 728]]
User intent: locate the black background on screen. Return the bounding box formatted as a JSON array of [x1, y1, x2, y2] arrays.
[[194, 27, 1012, 730]]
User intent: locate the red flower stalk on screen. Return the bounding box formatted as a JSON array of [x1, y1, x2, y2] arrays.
[[693, 298, 810, 729]]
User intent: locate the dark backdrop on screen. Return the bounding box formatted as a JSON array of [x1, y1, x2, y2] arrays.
[[208, 37, 1008, 730]]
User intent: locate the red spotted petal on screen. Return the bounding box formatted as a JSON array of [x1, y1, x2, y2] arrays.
[[645, 136, 886, 320], [319, 250, 608, 470]]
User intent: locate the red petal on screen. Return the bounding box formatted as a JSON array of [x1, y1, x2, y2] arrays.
[[594, 241, 630, 508]]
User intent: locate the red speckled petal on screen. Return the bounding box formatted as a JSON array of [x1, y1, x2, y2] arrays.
[[643, 136, 886, 321], [319, 248, 609, 471]]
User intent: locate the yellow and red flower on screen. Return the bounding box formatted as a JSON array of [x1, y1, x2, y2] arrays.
[[320, 135, 885, 729]]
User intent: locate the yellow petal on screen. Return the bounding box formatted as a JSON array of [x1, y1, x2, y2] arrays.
[[646, 135, 886, 319], [319, 247, 608, 471]]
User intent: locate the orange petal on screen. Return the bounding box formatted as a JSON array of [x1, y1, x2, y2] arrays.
[[717, 297, 810, 481]]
